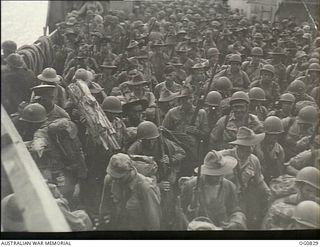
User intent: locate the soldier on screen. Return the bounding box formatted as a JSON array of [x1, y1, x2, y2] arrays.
[[262, 167, 320, 230], [286, 51, 308, 84], [296, 63, 320, 95], [286, 80, 315, 103], [242, 47, 264, 82], [157, 88, 178, 123], [1, 53, 36, 115], [285, 134, 320, 176], [248, 87, 268, 121], [154, 65, 182, 100], [101, 96, 128, 151], [36, 68, 67, 108], [184, 63, 207, 101], [254, 116, 285, 184], [268, 47, 287, 93], [282, 106, 318, 161], [267, 93, 295, 119], [209, 91, 264, 150], [124, 74, 156, 121], [180, 150, 247, 230], [167, 57, 187, 84], [204, 91, 223, 132], [162, 85, 209, 175], [150, 40, 169, 82], [122, 99, 148, 127], [1, 40, 17, 65], [96, 59, 118, 95], [215, 54, 250, 92], [205, 48, 221, 77], [176, 46, 195, 76], [31, 85, 70, 123], [99, 153, 161, 230], [14, 103, 48, 142], [250, 64, 280, 109], [128, 121, 186, 229], [220, 127, 271, 229], [289, 201, 320, 229]]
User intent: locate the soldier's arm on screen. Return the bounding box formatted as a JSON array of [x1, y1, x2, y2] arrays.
[[99, 175, 114, 219], [166, 138, 186, 164], [162, 109, 173, 130], [253, 156, 271, 202], [226, 180, 247, 230], [198, 109, 210, 139], [139, 181, 162, 230], [285, 150, 312, 176], [242, 71, 251, 89], [209, 116, 226, 150]]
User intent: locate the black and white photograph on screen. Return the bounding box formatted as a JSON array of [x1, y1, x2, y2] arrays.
[[1, 0, 319, 240]]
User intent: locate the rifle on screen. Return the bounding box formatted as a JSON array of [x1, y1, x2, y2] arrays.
[[175, 195, 190, 230], [190, 62, 219, 125]]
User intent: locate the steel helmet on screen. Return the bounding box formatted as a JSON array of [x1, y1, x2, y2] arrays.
[[229, 54, 242, 63], [137, 121, 160, 140], [230, 91, 250, 105], [287, 80, 306, 94], [251, 47, 263, 56], [214, 77, 233, 91], [74, 68, 89, 81], [205, 91, 222, 107], [260, 64, 275, 75], [254, 33, 263, 39], [292, 201, 320, 228], [308, 58, 319, 64], [207, 48, 220, 57], [2, 40, 17, 52], [279, 93, 295, 103], [308, 63, 320, 72], [310, 52, 320, 59], [37, 68, 60, 83], [248, 87, 266, 101], [296, 167, 320, 190], [19, 103, 47, 123], [297, 106, 318, 124], [264, 116, 284, 134], [102, 96, 122, 113]]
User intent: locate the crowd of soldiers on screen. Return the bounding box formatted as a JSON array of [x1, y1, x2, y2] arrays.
[[1, 0, 320, 232]]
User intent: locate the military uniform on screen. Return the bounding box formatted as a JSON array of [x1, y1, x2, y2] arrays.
[[242, 61, 263, 82], [254, 141, 285, 184], [262, 193, 300, 230], [220, 148, 271, 229], [215, 66, 251, 91], [99, 172, 161, 230], [250, 80, 280, 108], [181, 177, 247, 229], [209, 113, 264, 150]]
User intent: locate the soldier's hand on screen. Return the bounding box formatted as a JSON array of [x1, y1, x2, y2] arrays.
[[221, 222, 239, 230], [296, 136, 311, 149], [102, 215, 111, 225], [72, 183, 80, 198], [159, 154, 170, 165], [185, 126, 200, 136], [158, 181, 171, 192]]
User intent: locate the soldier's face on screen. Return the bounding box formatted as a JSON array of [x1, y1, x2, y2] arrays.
[[141, 138, 157, 149], [230, 62, 241, 72], [209, 54, 219, 64], [264, 134, 277, 145], [165, 72, 176, 82], [298, 123, 314, 136], [236, 145, 252, 160], [300, 183, 319, 202], [232, 103, 248, 119], [252, 56, 260, 63], [281, 101, 293, 113], [261, 71, 273, 81]]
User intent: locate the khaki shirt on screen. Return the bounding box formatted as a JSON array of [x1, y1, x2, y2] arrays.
[[209, 113, 264, 150], [99, 173, 161, 230]]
